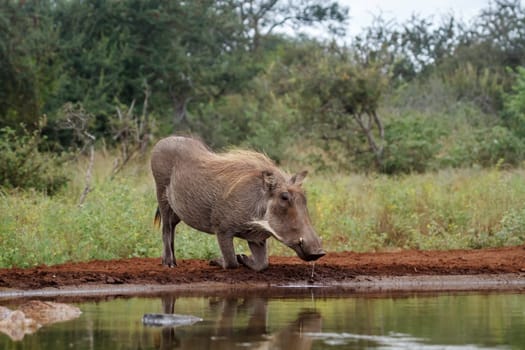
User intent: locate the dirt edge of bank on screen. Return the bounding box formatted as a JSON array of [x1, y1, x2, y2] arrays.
[[1, 273, 524, 300]]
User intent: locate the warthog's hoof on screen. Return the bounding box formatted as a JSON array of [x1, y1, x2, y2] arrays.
[[209, 258, 239, 269], [161, 260, 176, 268], [208, 259, 221, 268], [237, 254, 268, 272], [236, 254, 250, 266]]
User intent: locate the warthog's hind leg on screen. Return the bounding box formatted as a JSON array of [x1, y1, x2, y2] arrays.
[[237, 240, 269, 272], [155, 184, 180, 267], [160, 207, 180, 268]]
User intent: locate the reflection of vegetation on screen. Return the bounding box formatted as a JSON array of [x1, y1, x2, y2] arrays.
[[1, 158, 524, 268], [304, 293, 525, 348], [1, 294, 523, 349]]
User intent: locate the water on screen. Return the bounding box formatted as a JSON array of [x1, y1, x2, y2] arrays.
[[1, 291, 524, 349]]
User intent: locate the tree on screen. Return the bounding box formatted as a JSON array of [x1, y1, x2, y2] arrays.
[[289, 43, 388, 170], [352, 13, 460, 83], [0, 1, 60, 130], [235, 0, 348, 51], [1, 0, 350, 143]]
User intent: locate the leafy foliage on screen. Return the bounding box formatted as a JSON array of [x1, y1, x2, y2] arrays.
[[0, 1, 60, 130], [2, 0, 525, 178], [473, 126, 525, 167], [382, 116, 444, 174], [281, 42, 388, 170], [0, 119, 69, 194], [503, 66, 525, 139]]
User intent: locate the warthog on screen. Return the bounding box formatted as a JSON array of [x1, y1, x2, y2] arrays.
[[151, 136, 325, 271]]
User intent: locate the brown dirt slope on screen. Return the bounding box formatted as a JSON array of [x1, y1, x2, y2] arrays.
[[0, 246, 524, 290]]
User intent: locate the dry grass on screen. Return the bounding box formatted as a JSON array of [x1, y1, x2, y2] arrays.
[[1, 153, 524, 267]]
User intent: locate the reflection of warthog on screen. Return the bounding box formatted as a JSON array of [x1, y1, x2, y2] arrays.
[[209, 297, 322, 350], [151, 136, 325, 271], [153, 295, 322, 350], [270, 310, 322, 350]]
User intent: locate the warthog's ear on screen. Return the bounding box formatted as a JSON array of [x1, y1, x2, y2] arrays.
[[290, 170, 308, 186], [262, 170, 277, 193]]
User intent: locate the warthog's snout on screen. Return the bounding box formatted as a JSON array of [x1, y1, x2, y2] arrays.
[[291, 238, 326, 262], [303, 251, 326, 262]]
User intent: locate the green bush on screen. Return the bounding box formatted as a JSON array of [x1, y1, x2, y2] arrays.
[[381, 115, 444, 174], [438, 132, 477, 168], [502, 66, 525, 139], [473, 126, 525, 167], [192, 78, 294, 163], [0, 122, 69, 194]]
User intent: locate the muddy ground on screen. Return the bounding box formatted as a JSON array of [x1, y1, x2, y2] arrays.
[[0, 246, 524, 295]]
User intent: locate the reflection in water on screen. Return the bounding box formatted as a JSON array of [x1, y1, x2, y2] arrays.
[[156, 295, 178, 350], [0, 301, 81, 341], [1, 292, 524, 349], [153, 294, 322, 350]]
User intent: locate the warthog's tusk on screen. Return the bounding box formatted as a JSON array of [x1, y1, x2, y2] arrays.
[[249, 220, 284, 242]]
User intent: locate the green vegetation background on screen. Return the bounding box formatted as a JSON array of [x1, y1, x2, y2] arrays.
[[1, 0, 525, 268]]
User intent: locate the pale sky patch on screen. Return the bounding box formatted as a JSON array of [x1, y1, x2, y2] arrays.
[[341, 0, 491, 35]]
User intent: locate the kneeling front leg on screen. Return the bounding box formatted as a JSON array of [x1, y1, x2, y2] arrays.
[[211, 233, 239, 269], [237, 240, 268, 272]]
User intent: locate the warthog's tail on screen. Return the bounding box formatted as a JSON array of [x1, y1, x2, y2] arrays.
[[153, 207, 161, 228]]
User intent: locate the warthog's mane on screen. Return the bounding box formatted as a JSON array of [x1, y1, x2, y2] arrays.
[[203, 148, 287, 197]]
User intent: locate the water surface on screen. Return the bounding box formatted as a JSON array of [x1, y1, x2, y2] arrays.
[[1, 291, 524, 349]]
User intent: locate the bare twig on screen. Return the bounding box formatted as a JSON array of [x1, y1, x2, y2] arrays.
[[110, 88, 153, 177], [79, 144, 95, 207], [58, 103, 97, 206]]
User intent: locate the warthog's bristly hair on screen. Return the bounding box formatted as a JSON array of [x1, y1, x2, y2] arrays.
[[204, 149, 287, 197]]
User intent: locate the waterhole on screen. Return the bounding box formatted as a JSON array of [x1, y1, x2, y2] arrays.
[[1, 290, 524, 349]]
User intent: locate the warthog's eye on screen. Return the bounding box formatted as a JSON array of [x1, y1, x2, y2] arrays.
[[279, 192, 291, 202]]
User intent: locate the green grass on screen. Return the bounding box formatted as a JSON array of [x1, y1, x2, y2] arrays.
[[305, 168, 525, 253], [1, 154, 524, 268]]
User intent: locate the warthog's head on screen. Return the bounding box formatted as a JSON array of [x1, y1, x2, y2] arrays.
[[253, 170, 325, 262]]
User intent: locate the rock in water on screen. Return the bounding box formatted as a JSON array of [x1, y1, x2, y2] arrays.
[[0, 301, 81, 341], [18, 301, 82, 325], [142, 313, 202, 327]]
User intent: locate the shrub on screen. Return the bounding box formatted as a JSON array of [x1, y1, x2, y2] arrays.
[[502, 66, 525, 139], [381, 115, 444, 174], [0, 121, 69, 194], [493, 208, 525, 246], [473, 126, 525, 167]]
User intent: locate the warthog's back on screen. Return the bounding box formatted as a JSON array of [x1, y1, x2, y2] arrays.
[[151, 136, 209, 185], [151, 136, 281, 234]]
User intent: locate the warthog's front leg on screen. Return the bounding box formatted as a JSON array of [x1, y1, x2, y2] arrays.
[[211, 233, 240, 269], [237, 240, 269, 272]]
